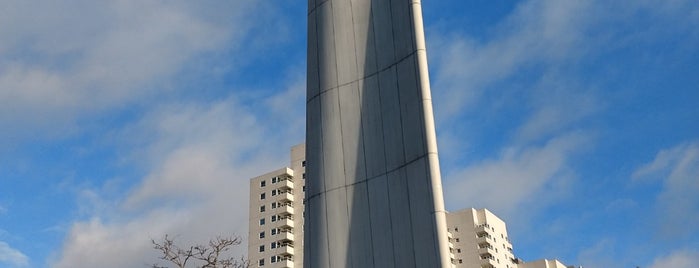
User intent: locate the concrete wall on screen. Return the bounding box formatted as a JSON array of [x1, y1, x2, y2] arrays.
[[305, 0, 450, 267]]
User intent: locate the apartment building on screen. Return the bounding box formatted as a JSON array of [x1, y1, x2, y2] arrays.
[[447, 208, 517, 268], [248, 145, 571, 268], [248, 144, 306, 268]]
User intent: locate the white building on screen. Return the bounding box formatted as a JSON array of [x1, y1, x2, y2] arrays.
[[447, 208, 516, 268], [248, 145, 571, 268], [248, 144, 306, 268]]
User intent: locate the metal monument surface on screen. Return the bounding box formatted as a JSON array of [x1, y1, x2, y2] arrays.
[[305, 0, 451, 267]]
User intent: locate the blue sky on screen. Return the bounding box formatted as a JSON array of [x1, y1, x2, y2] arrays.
[[0, 1, 697, 267]]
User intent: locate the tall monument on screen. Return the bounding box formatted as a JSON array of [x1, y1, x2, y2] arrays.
[[305, 0, 451, 267]]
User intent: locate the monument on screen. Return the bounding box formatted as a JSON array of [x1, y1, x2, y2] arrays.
[[305, 0, 451, 267]]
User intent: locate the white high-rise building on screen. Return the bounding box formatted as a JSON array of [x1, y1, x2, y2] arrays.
[[447, 208, 516, 268], [248, 145, 571, 268], [248, 144, 306, 268]]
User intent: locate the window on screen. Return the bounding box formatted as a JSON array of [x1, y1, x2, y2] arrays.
[[457, 249, 461, 253], [258, 259, 264, 266], [260, 205, 265, 212], [271, 228, 278, 235], [302, 173, 306, 179], [260, 180, 266, 187], [459, 260, 463, 264], [259, 245, 265, 252], [260, 193, 266, 200], [303, 186, 306, 192], [271, 256, 277, 263], [455, 227, 459, 232], [455, 238, 460, 242], [259, 218, 265, 225], [271, 189, 278, 196], [271, 215, 277, 222], [259, 231, 265, 239], [271, 242, 277, 249], [302, 160, 306, 167], [272, 202, 277, 209]]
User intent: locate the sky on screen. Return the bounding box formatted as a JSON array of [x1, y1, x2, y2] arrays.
[[0, 0, 697, 267]]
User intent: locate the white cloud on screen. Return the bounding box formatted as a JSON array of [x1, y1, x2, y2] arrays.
[[429, 0, 595, 118], [632, 141, 699, 238], [0, 1, 256, 142], [648, 249, 699, 268], [429, 0, 699, 124], [444, 132, 587, 217], [0, 242, 28, 268], [53, 90, 301, 267], [31, 1, 306, 264], [514, 74, 600, 143]]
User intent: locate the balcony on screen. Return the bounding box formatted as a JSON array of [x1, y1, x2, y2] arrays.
[[278, 243, 294, 256], [278, 216, 294, 228], [279, 230, 294, 242], [277, 203, 294, 216], [277, 258, 294, 268], [273, 256, 294, 268], [278, 191, 294, 202], [477, 245, 496, 256], [480, 253, 497, 267], [278, 179, 294, 191], [476, 231, 494, 244]]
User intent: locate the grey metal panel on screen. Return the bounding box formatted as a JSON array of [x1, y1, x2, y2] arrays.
[[406, 157, 438, 267], [306, 0, 450, 267], [317, 2, 338, 92], [307, 9, 320, 101], [338, 82, 367, 184], [378, 66, 405, 171], [358, 75, 386, 179], [370, 0, 396, 70], [321, 89, 345, 191], [307, 194, 330, 268], [332, 0, 358, 85], [367, 175, 395, 268], [309, 0, 317, 13], [325, 188, 350, 268], [351, 0, 377, 78], [396, 55, 426, 162], [306, 96, 324, 196], [387, 168, 416, 268], [304, 195, 314, 268], [347, 183, 374, 268], [390, 0, 415, 60]]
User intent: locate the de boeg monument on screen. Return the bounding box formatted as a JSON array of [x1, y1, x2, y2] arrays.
[[304, 0, 451, 267]]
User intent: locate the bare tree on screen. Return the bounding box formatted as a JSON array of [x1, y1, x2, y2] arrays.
[[151, 235, 249, 268]]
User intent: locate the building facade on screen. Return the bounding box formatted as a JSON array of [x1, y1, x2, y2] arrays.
[[248, 145, 571, 268], [447, 208, 517, 268], [248, 144, 306, 268]]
